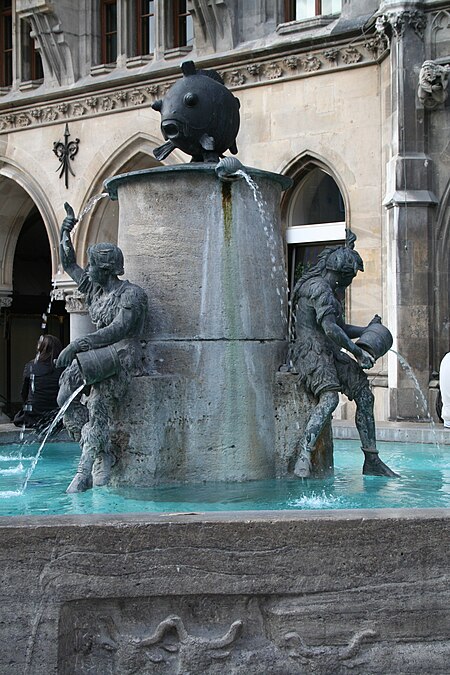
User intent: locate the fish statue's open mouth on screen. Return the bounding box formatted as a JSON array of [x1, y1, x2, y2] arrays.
[[162, 120, 182, 140]]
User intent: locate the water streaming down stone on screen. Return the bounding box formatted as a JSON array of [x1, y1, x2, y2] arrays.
[[390, 349, 441, 451]]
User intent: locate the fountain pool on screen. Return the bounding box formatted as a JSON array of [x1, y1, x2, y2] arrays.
[[0, 439, 448, 516]]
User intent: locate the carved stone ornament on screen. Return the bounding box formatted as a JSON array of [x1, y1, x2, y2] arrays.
[[303, 55, 322, 72], [265, 62, 283, 79], [228, 69, 246, 86], [247, 63, 261, 76], [283, 55, 300, 70], [341, 47, 362, 65], [324, 49, 339, 63], [376, 10, 427, 41], [0, 40, 384, 134], [50, 286, 66, 302], [64, 289, 87, 313], [0, 296, 12, 308], [418, 60, 450, 109]]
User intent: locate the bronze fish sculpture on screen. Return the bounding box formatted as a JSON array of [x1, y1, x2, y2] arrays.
[[152, 61, 240, 163]]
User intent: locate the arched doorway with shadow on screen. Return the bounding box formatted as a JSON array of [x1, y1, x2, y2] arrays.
[[5, 206, 69, 417]]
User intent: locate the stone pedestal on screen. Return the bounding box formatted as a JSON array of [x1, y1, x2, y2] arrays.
[[105, 164, 292, 485], [274, 372, 334, 478]]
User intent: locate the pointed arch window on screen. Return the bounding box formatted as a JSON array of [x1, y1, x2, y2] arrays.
[[284, 165, 346, 294]]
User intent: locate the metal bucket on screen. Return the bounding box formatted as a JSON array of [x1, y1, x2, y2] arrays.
[[356, 322, 393, 361], [76, 345, 121, 385]]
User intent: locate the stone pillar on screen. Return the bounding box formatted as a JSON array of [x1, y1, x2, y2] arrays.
[[105, 164, 291, 486], [377, 3, 438, 419], [64, 290, 95, 341]]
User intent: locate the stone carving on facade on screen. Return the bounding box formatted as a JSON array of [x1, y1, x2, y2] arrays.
[[72, 102, 86, 117], [115, 90, 128, 105], [303, 55, 322, 72], [0, 38, 386, 134], [57, 102, 69, 115], [16, 113, 31, 127], [264, 62, 283, 79], [188, 0, 236, 53], [86, 97, 98, 110], [16, 1, 75, 85], [418, 60, 450, 109], [364, 35, 388, 59], [228, 69, 246, 86], [283, 55, 300, 70], [0, 296, 12, 308], [30, 107, 43, 120], [101, 96, 116, 111], [376, 10, 427, 42], [324, 49, 339, 64], [44, 107, 58, 122], [341, 47, 362, 64], [247, 63, 261, 76], [64, 289, 87, 313], [130, 90, 146, 105]]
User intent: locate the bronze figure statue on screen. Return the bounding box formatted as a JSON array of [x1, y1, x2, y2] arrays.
[[57, 203, 148, 492], [290, 231, 398, 479]]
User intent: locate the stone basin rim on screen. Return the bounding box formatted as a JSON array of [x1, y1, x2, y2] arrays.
[[104, 163, 294, 200], [0, 507, 448, 529]]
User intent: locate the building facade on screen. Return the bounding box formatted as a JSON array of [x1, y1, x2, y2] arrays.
[[0, 0, 449, 422]]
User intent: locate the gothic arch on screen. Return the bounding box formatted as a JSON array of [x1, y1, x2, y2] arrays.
[[0, 160, 58, 290], [279, 151, 350, 233]]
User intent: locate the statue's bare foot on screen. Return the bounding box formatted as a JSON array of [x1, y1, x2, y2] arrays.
[[294, 452, 312, 478], [66, 472, 93, 493], [362, 451, 400, 477]]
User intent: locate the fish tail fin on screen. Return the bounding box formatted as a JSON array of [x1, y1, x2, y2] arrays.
[[153, 140, 175, 161]]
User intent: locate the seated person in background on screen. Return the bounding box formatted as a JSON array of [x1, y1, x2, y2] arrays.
[[14, 334, 65, 430]]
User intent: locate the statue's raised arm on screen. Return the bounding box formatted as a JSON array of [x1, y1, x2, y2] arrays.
[[60, 202, 84, 284]]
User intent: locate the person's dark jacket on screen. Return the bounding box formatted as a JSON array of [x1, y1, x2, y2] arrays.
[[14, 360, 64, 428]]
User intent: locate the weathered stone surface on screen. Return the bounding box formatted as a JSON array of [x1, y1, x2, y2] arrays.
[[274, 372, 333, 477], [103, 166, 290, 485], [0, 510, 448, 674]]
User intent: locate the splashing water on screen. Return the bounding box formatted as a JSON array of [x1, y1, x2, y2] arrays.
[[390, 349, 441, 451], [73, 192, 109, 234], [289, 490, 342, 509], [235, 169, 289, 325], [19, 382, 86, 494]]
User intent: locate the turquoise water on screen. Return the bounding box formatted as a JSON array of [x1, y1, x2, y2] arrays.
[[0, 440, 449, 516]]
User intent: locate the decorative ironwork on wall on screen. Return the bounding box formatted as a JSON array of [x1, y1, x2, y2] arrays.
[[53, 123, 79, 189]]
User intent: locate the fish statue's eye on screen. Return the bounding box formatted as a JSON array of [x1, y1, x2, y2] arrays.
[[183, 92, 198, 107]]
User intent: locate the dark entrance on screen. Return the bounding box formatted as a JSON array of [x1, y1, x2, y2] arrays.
[[3, 207, 69, 416]]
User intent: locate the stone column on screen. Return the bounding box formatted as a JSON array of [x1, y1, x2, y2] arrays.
[[64, 289, 95, 341], [377, 2, 438, 419], [105, 164, 291, 486]]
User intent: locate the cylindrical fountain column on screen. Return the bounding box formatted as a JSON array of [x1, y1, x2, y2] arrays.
[[105, 164, 291, 485]]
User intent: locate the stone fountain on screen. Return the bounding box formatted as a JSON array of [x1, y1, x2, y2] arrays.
[[0, 61, 448, 675]]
